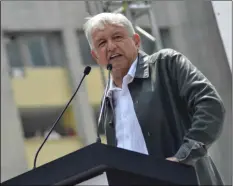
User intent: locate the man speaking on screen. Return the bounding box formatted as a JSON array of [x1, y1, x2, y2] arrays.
[[83, 12, 225, 185]]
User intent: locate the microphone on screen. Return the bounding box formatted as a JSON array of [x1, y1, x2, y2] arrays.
[[96, 64, 112, 143], [33, 66, 92, 169], [106, 64, 112, 71]]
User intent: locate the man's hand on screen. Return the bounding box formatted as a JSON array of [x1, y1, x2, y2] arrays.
[[166, 157, 179, 162]]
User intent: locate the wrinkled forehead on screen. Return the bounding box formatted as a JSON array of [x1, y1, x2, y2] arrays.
[[91, 23, 125, 34], [91, 23, 127, 39]]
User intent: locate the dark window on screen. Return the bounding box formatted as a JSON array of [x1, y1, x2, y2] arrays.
[[27, 36, 47, 67], [5, 32, 65, 69], [77, 31, 97, 66], [6, 38, 23, 68]]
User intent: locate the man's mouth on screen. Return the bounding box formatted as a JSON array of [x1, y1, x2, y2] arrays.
[[109, 54, 122, 60]]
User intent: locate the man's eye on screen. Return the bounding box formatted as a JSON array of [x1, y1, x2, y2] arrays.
[[114, 35, 122, 40], [98, 41, 105, 47]]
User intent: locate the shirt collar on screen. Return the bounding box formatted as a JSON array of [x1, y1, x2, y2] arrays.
[[127, 57, 138, 78]]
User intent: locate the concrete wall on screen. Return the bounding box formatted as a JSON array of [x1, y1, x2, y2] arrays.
[[11, 68, 72, 107], [212, 1, 232, 71], [2, 1, 88, 30], [1, 33, 28, 182]]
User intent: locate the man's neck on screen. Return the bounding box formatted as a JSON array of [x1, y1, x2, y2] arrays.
[[113, 78, 123, 88], [111, 54, 138, 88]]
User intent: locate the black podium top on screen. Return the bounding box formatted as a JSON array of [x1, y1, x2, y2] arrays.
[[2, 143, 198, 185]]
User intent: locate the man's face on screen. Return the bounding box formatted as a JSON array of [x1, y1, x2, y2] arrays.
[[91, 24, 140, 78]]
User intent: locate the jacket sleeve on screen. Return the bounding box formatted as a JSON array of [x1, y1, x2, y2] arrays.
[[166, 49, 225, 163]]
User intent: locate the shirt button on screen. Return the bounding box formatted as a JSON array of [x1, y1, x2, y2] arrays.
[[148, 132, 151, 137]]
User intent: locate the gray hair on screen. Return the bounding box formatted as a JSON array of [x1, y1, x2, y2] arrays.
[[83, 12, 135, 49]]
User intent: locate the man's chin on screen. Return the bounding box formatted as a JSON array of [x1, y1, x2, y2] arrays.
[[111, 68, 127, 78], [112, 67, 120, 71], [112, 68, 122, 74]]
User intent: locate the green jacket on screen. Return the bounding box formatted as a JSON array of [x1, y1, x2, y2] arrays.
[[101, 49, 225, 185]]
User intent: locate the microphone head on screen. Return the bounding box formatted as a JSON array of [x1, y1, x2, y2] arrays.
[[107, 64, 112, 71], [84, 66, 91, 75]]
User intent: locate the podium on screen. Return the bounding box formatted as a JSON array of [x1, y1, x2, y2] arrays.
[[2, 143, 198, 185]]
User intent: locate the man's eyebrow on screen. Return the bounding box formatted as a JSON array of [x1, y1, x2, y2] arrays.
[[94, 30, 124, 43], [96, 38, 105, 43]]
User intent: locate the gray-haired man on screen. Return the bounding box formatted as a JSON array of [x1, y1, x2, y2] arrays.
[[83, 12, 225, 185]]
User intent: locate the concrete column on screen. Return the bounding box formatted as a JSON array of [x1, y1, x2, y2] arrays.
[[62, 28, 97, 145], [165, 1, 232, 184], [1, 33, 28, 182], [212, 1, 232, 71]]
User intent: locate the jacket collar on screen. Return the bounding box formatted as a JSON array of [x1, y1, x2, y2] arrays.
[[105, 50, 149, 99], [134, 50, 149, 79]]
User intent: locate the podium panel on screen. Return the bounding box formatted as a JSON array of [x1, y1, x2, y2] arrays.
[[76, 172, 109, 185], [2, 143, 198, 185]]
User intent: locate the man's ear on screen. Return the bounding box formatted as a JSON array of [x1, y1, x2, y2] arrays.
[[133, 33, 141, 49], [91, 50, 98, 61]]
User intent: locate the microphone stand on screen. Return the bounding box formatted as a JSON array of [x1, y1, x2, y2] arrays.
[[33, 66, 91, 169], [96, 64, 112, 143]]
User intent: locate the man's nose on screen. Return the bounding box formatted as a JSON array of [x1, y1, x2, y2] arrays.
[[107, 40, 116, 52]]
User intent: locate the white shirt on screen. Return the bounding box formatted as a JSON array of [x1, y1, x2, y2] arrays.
[[107, 58, 149, 155]]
